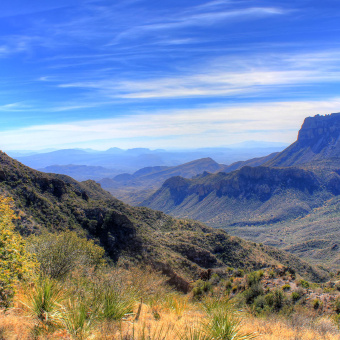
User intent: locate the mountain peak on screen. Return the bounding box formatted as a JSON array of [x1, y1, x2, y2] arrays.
[[265, 112, 340, 168]]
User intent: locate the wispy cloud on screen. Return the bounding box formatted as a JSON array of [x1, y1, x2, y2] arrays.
[[2, 99, 340, 150], [57, 49, 340, 99]]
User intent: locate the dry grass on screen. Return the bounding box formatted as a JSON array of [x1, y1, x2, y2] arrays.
[[1, 299, 340, 340], [242, 314, 340, 340], [0, 309, 34, 340]]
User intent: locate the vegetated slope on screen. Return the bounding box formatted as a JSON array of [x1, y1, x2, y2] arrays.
[[0, 151, 327, 283], [141, 165, 339, 226], [99, 157, 225, 205], [265, 112, 340, 168], [225, 195, 340, 270]]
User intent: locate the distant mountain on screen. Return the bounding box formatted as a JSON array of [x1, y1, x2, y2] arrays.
[[14, 144, 287, 173], [0, 150, 328, 283], [141, 113, 340, 269], [220, 152, 279, 173], [99, 158, 225, 205], [265, 112, 340, 168], [39, 164, 121, 181]]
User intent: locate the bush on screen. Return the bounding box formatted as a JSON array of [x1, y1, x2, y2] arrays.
[[291, 291, 302, 303], [298, 279, 310, 289], [27, 231, 105, 279], [282, 284, 291, 291], [243, 283, 264, 305], [193, 280, 212, 300], [246, 271, 263, 288], [265, 289, 286, 312], [312, 299, 321, 310], [0, 196, 37, 307]]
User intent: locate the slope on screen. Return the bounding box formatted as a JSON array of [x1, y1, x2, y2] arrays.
[[0, 150, 327, 283]]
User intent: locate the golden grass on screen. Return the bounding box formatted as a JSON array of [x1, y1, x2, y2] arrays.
[[1, 296, 340, 339], [242, 315, 340, 340]]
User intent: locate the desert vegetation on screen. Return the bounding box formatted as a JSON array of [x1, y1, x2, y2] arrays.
[[1, 195, 340, 339]]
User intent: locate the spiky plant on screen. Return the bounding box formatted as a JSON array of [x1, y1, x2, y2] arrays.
[[204, 309, 258, 340], [20, 276, 65, 336]]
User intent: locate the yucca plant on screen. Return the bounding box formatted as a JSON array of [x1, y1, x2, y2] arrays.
[[20, 276, 65, 336], [98, 287, 136, 321], [204, 309, 258, 340], [61, 297, 97, 340]]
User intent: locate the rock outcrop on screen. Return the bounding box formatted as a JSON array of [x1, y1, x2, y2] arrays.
[[265, 112, 340, 167]]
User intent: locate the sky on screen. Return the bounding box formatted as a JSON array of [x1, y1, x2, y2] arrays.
[[1, 0, 340, 150]]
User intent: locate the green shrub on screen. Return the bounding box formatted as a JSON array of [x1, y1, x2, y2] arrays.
[[312, 299, 321, 310], [246, 271, 263, 288], [298, 279, 310, 289], [264, 289, 285, 312], [291, 291, 301, 303], [282, 284, 291, 291], [27, 231, 105, 279], [193, 280, 212, 300], [243, 283, 264, 305]]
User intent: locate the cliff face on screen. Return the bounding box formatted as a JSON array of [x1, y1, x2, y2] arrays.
[[298, 113, 340, 148], [265, 112, 340, 168]]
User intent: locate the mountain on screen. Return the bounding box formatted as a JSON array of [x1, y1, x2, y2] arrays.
[[141, 165, 337, 225], [39, 164, 121, 181], [265, 112, 340, 168], [13, 144, 287, 174], [0, 150, 328, 284], [141, 113, 340, 269], [220, 152, 279, 173], [99, 157, 225, 205]]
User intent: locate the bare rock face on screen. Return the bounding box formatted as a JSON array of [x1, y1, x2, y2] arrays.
[[265, 112, 340, 167], [298, 113, 340, 149]]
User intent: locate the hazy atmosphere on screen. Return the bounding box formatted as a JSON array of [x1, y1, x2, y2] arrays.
[[1, 0, 340, 150]]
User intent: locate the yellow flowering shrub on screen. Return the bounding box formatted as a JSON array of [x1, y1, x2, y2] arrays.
[[0, 196, 37, 307]]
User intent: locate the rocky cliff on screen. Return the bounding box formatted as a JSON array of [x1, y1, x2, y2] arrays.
[[265, 112, 340, 168]]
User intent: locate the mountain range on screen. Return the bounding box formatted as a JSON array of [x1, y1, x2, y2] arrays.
[[12, 143, 287, 177], [141, 113, 340, 269], [0, 150, 328, 285]]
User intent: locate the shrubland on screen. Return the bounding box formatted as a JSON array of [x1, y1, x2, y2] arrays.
[[1, 195, 340, 339]]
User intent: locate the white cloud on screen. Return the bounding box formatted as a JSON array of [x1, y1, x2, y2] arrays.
[[2, 99, 340, 150], [56, 49, 340, 100]]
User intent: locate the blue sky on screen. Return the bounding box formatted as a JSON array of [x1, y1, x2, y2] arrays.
[[1, 0, 340, 150]]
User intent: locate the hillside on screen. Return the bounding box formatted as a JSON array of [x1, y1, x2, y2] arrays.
[[141, 165, 338, 225], [99, 157, 225, 205], [0, 150, 328, 283]]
